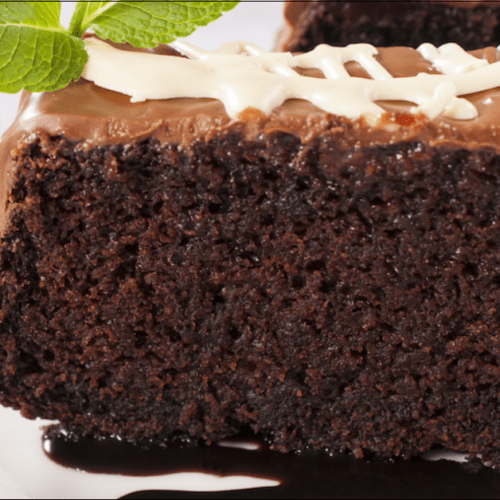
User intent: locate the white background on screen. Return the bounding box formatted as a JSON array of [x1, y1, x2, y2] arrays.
[[0, 0, 285, 137]]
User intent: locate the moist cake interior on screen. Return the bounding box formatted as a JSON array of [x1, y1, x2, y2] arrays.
[[2, 44, 500, 465], [276, 1, 500, 52]]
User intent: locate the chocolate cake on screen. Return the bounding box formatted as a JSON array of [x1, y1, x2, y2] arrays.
[[277, 1, 500, 52], [2, 38, 500, 465]]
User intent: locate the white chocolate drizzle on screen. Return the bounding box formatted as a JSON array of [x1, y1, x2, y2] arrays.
[[82, 38, 500, 125], [417, 43, 488, 75]]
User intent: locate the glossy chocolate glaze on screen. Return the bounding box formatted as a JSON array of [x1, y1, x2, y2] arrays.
[[5, 46, 500, 149], [1, 43, 500, 231], [43, 430, 500, 499]]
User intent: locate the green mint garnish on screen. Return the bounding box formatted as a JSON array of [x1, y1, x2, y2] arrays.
[[69, 1, 239, 48], [0, 2, 88, 93], [0, 0, 240, 94]]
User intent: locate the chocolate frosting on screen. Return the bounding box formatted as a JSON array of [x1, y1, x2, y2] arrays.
[[1, 43, 500, 229]]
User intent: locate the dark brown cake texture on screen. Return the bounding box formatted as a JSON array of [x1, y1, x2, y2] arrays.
[[2, 41, 500, 466], [276, 1, 500, 52]]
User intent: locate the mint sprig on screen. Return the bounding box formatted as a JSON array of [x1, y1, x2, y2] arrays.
[[0, 0, 239, 94], [0, 2, 87, 93], [69, 1, 239, 47]]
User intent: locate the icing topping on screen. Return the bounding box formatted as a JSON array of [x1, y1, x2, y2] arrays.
[[293, 44, 393, 80], [417, 43, 489, 75], [82, 38, 500, 125], [50, 39, 500, 126], [4, 44, 500, 227]]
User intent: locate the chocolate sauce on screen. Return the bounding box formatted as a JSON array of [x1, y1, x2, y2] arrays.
[[43, 430, 500, 499]]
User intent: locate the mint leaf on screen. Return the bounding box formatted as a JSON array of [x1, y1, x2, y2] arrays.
[[70, 1, 240, 48], [0, 1, 240, 94], [1, 2, 61, 29], [0, 1, 88, 93]]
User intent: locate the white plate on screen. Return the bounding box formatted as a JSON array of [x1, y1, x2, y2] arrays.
[[0, 406, 279, 499], [0, 404, 473, 499]]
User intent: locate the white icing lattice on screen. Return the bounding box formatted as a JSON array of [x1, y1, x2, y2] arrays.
[[83, 39, 500, 125], [417, 43, 488, 75]]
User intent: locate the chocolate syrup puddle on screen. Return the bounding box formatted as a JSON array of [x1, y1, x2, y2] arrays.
[[43, 429, 500, 499]]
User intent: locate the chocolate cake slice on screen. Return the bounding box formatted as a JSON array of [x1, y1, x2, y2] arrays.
[[276, 1, 500, 52], [2, 38, 500, 464]]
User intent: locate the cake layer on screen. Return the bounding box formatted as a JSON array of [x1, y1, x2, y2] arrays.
[[2, 42, 500, 463], [277, 1, 500, 52]]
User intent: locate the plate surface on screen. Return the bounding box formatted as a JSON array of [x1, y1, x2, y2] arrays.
[[0, 406, 279, 499]]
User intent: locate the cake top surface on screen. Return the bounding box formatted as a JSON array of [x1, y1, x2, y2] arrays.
[[3, 39, 500, 153], [82, 38, 493, 124]]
